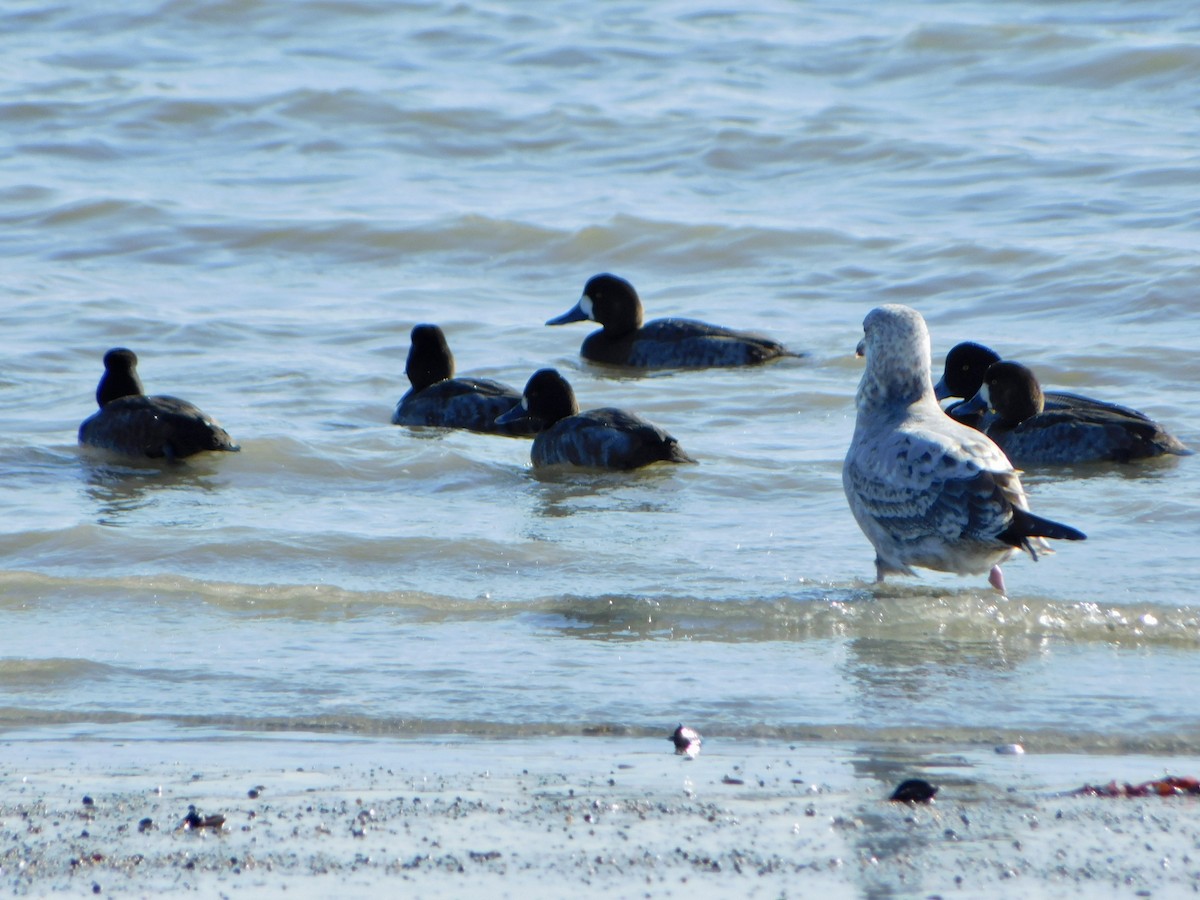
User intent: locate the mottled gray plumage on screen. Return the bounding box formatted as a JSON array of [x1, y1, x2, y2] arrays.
[[843, 306, 1084, 592], [78, 348, 239, 461]]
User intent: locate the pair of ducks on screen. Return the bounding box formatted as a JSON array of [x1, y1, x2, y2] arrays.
[[79, 274, 792, 468], [933, 342, 1188, 465], [392, 324, 695, 470]]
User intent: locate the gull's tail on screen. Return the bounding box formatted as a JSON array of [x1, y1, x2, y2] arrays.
[[1000, 508, 1086, 560]]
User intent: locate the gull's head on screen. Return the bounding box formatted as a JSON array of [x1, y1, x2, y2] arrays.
[[855, 305, 934, 409]]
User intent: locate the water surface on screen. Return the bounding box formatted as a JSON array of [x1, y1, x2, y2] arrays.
[[2, 0, 1199, 756]]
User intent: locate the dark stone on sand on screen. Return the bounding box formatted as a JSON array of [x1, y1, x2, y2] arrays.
[[890, 779, 938, 803]]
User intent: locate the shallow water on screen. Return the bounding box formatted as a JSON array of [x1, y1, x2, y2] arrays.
[[2, 1, 1199, 757]]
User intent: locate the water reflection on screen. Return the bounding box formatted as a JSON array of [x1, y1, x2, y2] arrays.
[[1020, 455, 1186, 485], [78, 454, 228, 525], [529, 590, 868, 643], [842, 633, 1034, 714], [529, 467, 681, 519]]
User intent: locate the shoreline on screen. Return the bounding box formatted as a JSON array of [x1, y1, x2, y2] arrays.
[[2, 733, 1199, 897]]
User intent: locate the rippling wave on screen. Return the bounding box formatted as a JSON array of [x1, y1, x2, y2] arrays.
[[2, 570, 1195, 647]]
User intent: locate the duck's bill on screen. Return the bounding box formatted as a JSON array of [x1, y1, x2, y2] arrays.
[[496, 402, 532, 426], [953, 389, 990, 417], [545, 300, 590, 326], [932, 375, 951, 400]]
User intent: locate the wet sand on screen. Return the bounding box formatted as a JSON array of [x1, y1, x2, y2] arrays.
[[2, 734, 1199, 897]]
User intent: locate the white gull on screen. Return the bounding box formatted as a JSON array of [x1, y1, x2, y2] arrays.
[[842, 305, 1085, 594]]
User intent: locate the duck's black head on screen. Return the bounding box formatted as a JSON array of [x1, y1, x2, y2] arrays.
[[583, 273, 643, 333], [497, 367, 579, 431], [983, 361, 1045, 426], [96, 347, 144, 407], [547, 273, 644, 335], [934, 341, 1001, 401], [521, 368, 579, 424], [406, 324, 455, 392]]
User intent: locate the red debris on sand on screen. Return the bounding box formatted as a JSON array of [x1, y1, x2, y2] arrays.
[[1072, 776, 1200, 798]]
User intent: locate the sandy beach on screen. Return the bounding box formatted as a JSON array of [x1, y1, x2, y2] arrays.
[[2, 733, 1198, 898]]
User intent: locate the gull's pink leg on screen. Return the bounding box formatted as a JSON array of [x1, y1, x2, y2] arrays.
[[988, 565, 1007, 595]]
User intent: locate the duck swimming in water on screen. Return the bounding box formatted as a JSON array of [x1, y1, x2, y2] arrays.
[[496, 368, 694, 470], [843, 306, 1085, 594], [546, 273, 797, 369], [953, 360, 1190, 465], [78, 348, 240, 461], [934, 341, 1151, 428], [392, 324, 537, 437]]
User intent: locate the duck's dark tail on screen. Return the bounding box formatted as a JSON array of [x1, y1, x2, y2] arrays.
[[999, 508, 1086, 560]]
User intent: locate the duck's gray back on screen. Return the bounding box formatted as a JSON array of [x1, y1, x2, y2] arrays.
[[79, 394, 239, 460], [531, 408, 692, 469]]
